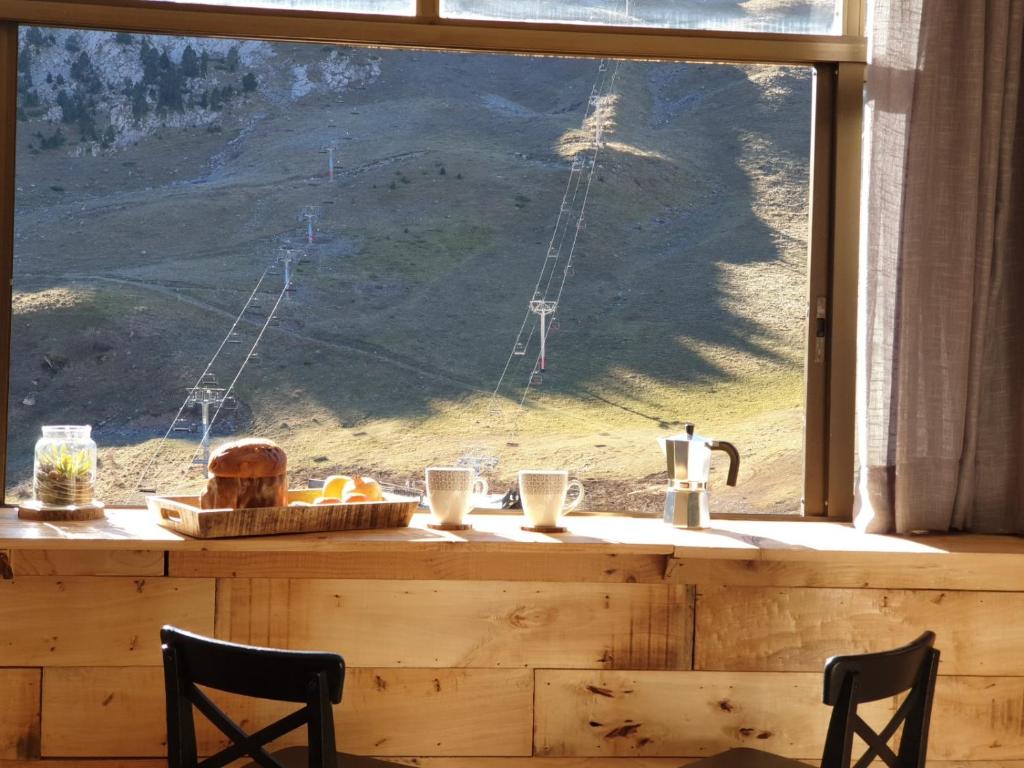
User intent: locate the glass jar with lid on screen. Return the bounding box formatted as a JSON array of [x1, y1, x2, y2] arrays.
[[33, 425, 97, 506]]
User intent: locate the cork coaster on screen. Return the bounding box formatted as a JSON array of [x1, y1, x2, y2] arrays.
[[427, 522, 473, 531], [17, 499, 105, 521], [521, 525, 567, 533]]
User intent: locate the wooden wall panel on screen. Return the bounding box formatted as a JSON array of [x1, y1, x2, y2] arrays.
[[694, 585, 1019, 675], [171, 551, 669, 583], [216, 579, 692, 670], [10, 550, 164, 576], [0, 577, 213, 666], [535, 671, 1024, 762], [671, 554, 1024, 591], [42, 667, 533, 757], [0, 670, 40, 760]]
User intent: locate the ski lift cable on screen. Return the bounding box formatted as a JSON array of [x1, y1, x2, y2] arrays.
[[505, 61, 622, 436], [541, 63, 619, 304], [488, 59, 615, 415], [553, 62, 622, 307], [134, 263, 274, 491], [182, 258, 297, 474], [527, 62, 611, 301]]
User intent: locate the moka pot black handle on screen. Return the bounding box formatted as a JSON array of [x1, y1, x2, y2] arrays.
[[708, 440, 740, 486]]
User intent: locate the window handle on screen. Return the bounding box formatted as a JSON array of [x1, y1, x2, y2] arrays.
[[815, 297, 827, 363]]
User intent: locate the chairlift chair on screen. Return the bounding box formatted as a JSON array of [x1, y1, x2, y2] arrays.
[[531, 371, 543, 386], [228, 332, 242, 344], [513, 341, 527, 356]]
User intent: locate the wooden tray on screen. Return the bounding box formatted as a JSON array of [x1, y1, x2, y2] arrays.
[[148, 488, 420, 539]]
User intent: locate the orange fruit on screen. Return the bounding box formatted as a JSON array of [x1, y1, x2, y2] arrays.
[[342, 492, 371, 503], [313, 496, 343, 505], [322, 475, 354, 499], [349, 476, 383, 501]]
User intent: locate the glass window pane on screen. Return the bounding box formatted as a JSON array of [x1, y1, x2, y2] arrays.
[[11, 27, 811, 515], [149, 0, 414, 15], [441, 0, 842, 35]]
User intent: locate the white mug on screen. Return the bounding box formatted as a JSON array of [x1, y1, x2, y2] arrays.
[[425, 467, 488, 527], [518, 469, 584, 529]]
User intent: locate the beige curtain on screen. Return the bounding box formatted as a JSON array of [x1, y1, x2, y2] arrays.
[[855, 0, 1024, 533]]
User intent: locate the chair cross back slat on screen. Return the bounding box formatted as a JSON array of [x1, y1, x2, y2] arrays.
[[189, 680, 311, 768], [821, 631, 940, 768], [161, 626, 346, 768], [849, 685, 920, 768]]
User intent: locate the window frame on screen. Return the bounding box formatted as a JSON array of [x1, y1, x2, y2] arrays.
[[0, 0, 866, 519]]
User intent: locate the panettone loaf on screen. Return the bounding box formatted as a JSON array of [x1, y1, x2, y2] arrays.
[[200, 438, 288, 509]]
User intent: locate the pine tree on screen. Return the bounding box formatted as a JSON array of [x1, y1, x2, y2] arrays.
[[181, 45, 200, 78], [141, 43, 160, 85], [70, 51, 92, 82], [227, 46, 240, 73], [200, 50, 210, 76], [157, 65, 184, 113], [130, 81, 149, 122], [242, 72, 258, 93]]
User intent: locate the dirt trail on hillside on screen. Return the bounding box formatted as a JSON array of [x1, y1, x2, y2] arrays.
[[47, 273, 488, 395]]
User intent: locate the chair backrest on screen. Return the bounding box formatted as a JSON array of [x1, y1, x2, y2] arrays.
[[820, 631, 940, 768], [161, 625, 345, 768]]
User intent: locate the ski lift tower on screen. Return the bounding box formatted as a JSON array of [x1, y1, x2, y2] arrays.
[[528, 298, 559, 372], [186, 384, 235, 475], [280, 247, 300, 293], [320, 144, 337, 181], [300, 206, 322, 245]]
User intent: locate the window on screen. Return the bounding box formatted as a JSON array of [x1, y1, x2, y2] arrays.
[[0, 1, 866, 518], [150, 0, 415, 14], [440, 0, 844, 35]]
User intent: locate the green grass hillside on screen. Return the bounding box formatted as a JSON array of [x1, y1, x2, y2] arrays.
[[9, 35, 811, 514]]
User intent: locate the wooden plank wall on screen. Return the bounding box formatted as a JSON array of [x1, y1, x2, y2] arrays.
[[4, 546, 1024, 767]]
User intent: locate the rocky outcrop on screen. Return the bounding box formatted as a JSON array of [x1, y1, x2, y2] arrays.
[[17, 27, 380, 155]]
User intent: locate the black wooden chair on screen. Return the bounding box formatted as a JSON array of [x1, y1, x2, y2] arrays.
[[162, 625, 346, 768], [688, 631, 940, 768]]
